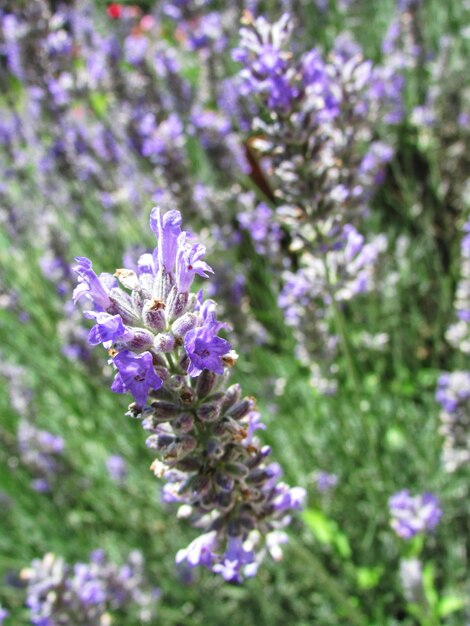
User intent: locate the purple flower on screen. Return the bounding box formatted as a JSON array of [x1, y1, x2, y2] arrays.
[[389, 490, 442, 539], [72, 257, 113, 310], [314, 471, 338, 493], [0, 607, 8, 624], [106, 455, 128, 484], [176, 531, 218, 569], [150, 207, 182, 274], [84, 311, 131, 346], [212, 536, 255, 583], [184, 317, 231, 377], [111, 350, 163, 406], [175, 232, 213, 293], [124, 34, 148, 65]]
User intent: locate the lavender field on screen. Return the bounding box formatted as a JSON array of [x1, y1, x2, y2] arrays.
[[0, 1, 469, 624]]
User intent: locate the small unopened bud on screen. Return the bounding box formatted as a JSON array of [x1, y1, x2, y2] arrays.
[[119, 328, 154, 352], [221, 384, 242, 411], [228, 397, 255, 420], [179, 386, 194, 404], [196, 370, 217, 398], [180, 436, 198, 454], [151, 400, 181, 419], [171, 313, 197, 338], [197, 402, 221, 422], [176, 456, 200, 472], [153, 333, 175, 352], [143, 298, 167, 332], [146, 433, 175, 450], [108, 288, 140, 325], [167, 287, 189, 320], [206, 438, 224, 458], [179, 354, 190, 374], [214, 471, 234, 492], [173, 413, 194, 433], [225, 462, 249, 479]]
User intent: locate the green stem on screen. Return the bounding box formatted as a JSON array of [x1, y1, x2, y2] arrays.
[[321, 257, 360, 392]]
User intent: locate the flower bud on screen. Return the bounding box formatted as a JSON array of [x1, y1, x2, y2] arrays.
[[227, 397, 255, 420], [221, 384, 241, 412], [196, 370, 217, 399], [172, 413, 194, 434], [197, 402, 221, 422], [171, 313, 197, 338], [153, 333, 175, 352], [119, 328, 154, 352], [150, 400, 181, 420], [167, 287, 189, 320], [142, 299, 167, 332], [224, 462, 249, 479], [108, 288, 140, 325]]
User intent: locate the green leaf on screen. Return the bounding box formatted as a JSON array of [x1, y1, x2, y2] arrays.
[[422, 563, 438, 609], [302, 509, 351, 559], [438, 595, 466, 617], [356, 566, 383, 590], [89, 92, 108, 118]]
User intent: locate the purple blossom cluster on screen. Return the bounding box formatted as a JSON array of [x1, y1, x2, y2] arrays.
[[0, 360, 65, 493], [388, 490, 442, 540], [22, 550, 158, 625], [278, 226, 386, 391], [17, 420, 65, 494], [232, 12, 397, 242], [446, 221, 470, 354], [237, 202, 282, 257], [435, 372, 470, 472], [410, 31, 470, 215], [106, 454, 128, 485], [73, 208, 305, 582], [313, 471, 338, 493]]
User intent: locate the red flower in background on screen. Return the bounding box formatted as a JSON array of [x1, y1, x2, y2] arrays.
[[107, 4, 123, 19]]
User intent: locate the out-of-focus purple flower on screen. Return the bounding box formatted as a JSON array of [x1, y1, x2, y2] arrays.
[[313, 470, 338, 492], [238, 203, 282, 256], [0, 607, 8, 624], [24, 550, 157, 624], [389, 490, 442, 539], [17, 420, 65, 494], [111, 350, 163, 406], [436, 371, 470, 472], [106, 455, 128, 484], [124, 34, 148, 65]]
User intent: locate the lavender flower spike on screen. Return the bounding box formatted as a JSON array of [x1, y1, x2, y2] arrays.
[[389, 490, 442, 539], [74, 207, 305, 581]]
